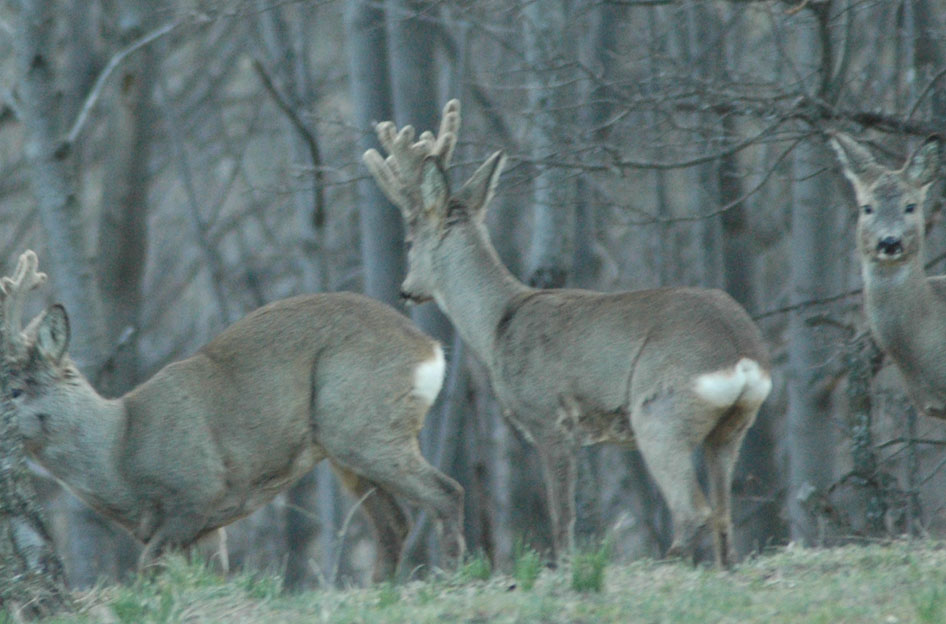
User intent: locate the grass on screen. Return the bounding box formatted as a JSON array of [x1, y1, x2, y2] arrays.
[[511, 540, 543, 591], [13, 539, 946, 623], [570, 539, 611, 593], [456, 550, 493, 582]]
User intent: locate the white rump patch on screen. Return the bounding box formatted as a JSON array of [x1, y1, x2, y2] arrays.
[[412, 345, 446, 406], [693, 358, 772, 409]]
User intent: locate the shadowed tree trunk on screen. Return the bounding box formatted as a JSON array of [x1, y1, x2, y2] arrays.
[[346, 0, 400, 307], [9, 0, 112, 588], [256, 2, 336, 590], [0, 252, 71, 619], [385, 0, 454, 342], [523, 0, 575, 289], [786, 3, 842, 546], [81, 0, 162, 582], [385, 0, 460, 565], [0, 360, 71, 620]]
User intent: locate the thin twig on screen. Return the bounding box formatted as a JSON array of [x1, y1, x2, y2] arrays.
[[754, 287, 862, 321], [66, 20, 182, 146], [330, 486, 375, 586], [252, 58, 326, 227], [629, 136, 802, 225], [877, 437, 946, 449]]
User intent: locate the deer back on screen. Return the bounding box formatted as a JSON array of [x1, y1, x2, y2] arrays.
[[116, 293, 441, 515], [489, 286, 770, 437], [3, 273, 444, 538]]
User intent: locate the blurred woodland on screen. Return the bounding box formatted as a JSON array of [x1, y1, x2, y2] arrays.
[[1, 0, 946, 592]]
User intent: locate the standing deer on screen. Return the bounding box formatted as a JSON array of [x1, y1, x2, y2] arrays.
[[363, 100, 772, 567], [829, 133, 944, 417], [0, 250, 464, 581]]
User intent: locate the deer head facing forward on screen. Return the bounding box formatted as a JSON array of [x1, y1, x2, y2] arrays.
[[830, 133, 940, 268], [830, 133, 946, 419]]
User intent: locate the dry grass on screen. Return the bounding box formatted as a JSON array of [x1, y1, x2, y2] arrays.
[[19, 540, 946, 624]]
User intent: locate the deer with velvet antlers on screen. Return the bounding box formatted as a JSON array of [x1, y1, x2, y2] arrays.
[[829, 133, 945, 419], [363, 100, 773, 567], [0, 250, 464, 580]]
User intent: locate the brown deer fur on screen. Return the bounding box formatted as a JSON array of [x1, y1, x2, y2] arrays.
[[830, 133, 943, 418], [1, 251, 464, 580], [363, 100, 772, 567]]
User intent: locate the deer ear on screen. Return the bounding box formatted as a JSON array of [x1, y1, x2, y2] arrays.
[[904, 135, 940, 187], [36, 304, 69, 364], [456, 151, 505, 223], [829, 133, 882, 190], [420, 158, 449, 219]]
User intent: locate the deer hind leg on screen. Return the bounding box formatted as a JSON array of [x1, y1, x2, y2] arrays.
[[537, 446, 578, 565], [188, 527, 230, 574], [327, 437, 465, 572], [376, 447, 465, 571], [703, 405, 758, 568], [137, 510, 208, 573], [332, 462, 409, 582], [536, 421, 579, 564], [632, 396, 711, 563]]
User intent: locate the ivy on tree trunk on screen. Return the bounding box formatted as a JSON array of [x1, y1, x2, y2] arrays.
[[0, 334, 71, 619]]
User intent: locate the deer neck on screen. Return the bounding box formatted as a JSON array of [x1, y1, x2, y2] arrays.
[[431, 223, 532, 364], [35, 380, 136, 523], [861, 254, 936, 352]]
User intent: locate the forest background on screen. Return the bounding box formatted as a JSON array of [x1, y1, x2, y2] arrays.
[[1, 0, 944, 591]]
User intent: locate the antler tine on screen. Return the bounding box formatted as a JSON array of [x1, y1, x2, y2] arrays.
[[1, 250, 48, 345], [363, 148, 408, 211], [362, 100, 464, 214], [431, 99, 460, 165], [417, 130, 436, 154]]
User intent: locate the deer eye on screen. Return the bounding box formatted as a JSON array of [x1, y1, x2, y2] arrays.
[[905, 203, 917, 214], [9, 388, 22, 399], [862, 205, 873, 215]]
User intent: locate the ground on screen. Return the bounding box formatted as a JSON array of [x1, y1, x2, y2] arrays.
[[13, 539, 946, 624]]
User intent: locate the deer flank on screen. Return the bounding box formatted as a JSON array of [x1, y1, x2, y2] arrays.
[[0, 251, 465, 580], [363, 100, 772, 567]]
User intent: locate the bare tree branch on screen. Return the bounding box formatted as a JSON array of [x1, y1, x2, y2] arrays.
[[66, 19, 185, 146], [252, 58, 326, 227]]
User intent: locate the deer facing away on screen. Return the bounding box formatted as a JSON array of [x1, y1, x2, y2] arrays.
[[363, 100, 773, 566], [0, 251, 464, 580], [829, 133, 943, 418]]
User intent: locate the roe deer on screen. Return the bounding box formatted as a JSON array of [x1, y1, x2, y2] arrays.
[[829, 133, 944, 418], [0, 250, 464, 580], [362, 100, 772, 567]]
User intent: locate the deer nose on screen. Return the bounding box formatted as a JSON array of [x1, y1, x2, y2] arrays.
[[877, 236, 903, 256]]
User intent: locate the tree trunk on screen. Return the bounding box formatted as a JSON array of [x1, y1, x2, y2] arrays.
[[345, 0, 401, 307], [75, 0, 161, 582], [0, 257, 71, 618], [9, 0, 113, 588], [787, 143, 839, 545], [913, 0, 946, 124], [786, 2, 842, 547], [256, 2, 334, 590], [523, 0, 575, 289], [573, 3, 620, 287], [98, 0, 155, 395], [10, 0, 107, 372], [385, 0, 453, 341], [0, 377, 71, 620]]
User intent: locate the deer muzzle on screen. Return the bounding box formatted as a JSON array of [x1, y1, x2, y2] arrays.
[[399, 290, 432, 305], [876, 236, 904, 258]]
